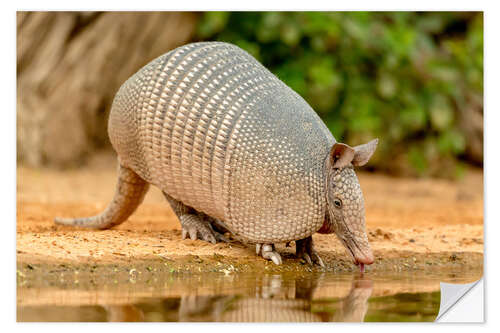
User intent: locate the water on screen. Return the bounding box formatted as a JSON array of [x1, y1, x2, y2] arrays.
[[17, 268, 481, 322]]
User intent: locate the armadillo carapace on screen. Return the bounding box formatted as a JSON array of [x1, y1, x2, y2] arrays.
[[55, 42, 378, 268]]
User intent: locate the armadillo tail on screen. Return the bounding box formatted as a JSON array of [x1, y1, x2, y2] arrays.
[[54, 164, 149, 229]]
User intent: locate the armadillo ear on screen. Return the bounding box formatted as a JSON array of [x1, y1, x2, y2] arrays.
[[329, 143, 355, 168], [352, 138, 379, 166]]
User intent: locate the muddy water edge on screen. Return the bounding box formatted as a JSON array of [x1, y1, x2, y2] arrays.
[[17, 253, 483, 322]]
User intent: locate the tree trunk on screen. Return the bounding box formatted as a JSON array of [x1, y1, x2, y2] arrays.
[[17, 11, 199, 167], [457, 92, 483, 166]]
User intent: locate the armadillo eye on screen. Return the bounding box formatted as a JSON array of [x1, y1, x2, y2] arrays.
[[334, 198, 342, 208]]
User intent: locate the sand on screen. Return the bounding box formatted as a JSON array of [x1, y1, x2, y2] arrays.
[[16, 153, 483, 273]]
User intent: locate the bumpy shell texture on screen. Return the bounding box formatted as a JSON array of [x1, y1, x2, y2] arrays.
[[108, 42, 335, 243]]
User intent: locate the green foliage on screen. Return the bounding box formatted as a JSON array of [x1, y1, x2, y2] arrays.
[[195, 12, 483, 177]]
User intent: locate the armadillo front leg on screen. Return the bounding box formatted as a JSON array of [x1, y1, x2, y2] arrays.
[[54, 163, 149, 229], [162, 192, 227, 244], [296, 236, 325, 267], [256, 244, 282, 265]]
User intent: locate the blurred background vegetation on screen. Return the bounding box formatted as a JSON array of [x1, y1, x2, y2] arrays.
[[195, 12, 483, 177], [17, 12, 483, 178]]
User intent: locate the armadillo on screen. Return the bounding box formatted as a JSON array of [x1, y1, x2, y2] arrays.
[[55, 41, 378, 268]]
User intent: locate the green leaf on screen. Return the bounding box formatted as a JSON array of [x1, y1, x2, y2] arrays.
[[408, 146, 428, 175], [437, 130, 466, 154], [400, 107, 427, 132], [430, 96, 453, 131], [197, 12, 230, 38], [377, 72, 397, 99]]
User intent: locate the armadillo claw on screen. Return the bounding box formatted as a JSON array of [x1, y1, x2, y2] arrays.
[[189, 227, 198, 241], [303, 253, 313, 266], [302, 247, 325, 267], [316, 254, 325, 268], [256, 243, 262, 255], [268, 253, 282, 265], [296, 236, 325, 268], [180, 215, 217, 244], [311, 252, 325, 268], [257, 244, 282, 265], [298, 250, 324, 267], [200, 231, 216, 244], [214, 233, 228, 243]]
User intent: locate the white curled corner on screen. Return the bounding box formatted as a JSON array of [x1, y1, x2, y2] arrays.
[[435, 278, 484, 322]]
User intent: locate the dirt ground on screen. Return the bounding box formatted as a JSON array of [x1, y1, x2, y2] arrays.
[[16, 153, 484, 273]]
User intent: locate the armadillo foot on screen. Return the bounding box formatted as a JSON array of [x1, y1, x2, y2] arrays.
[[296, 236, 325, 268], [204, 216, 231, 243], [214, 232, 230, 243], [180, 215, 218, 244], [256, 244, 282, 265]]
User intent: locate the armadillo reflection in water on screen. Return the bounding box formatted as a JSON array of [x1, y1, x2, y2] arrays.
[[55, 42, 378, 268], [180, 277, 373, 322], [103, 276, 374, 322]]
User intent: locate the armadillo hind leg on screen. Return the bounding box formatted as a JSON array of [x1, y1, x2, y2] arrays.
[[296, 236, 325, 267], [256, 244, 282, 265], [54, 164, 149, 229], [162, 192, 228, 244], [198, 213, 231, 243]]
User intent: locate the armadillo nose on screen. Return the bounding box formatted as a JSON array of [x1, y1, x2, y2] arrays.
[[355, 251, 374, 265]]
